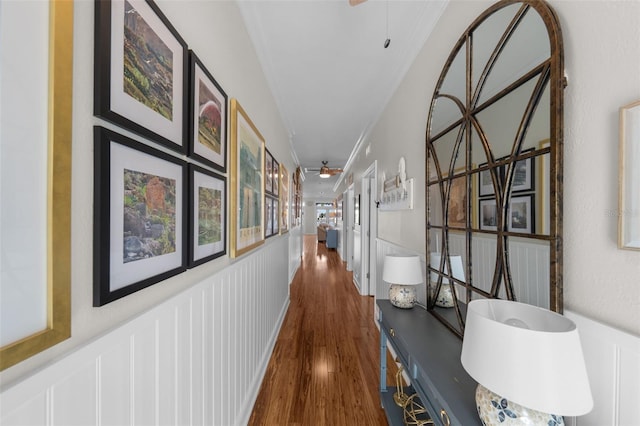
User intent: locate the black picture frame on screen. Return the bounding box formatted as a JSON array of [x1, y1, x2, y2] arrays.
[[479, 198, 498, 231], [265, 195, 279, 238], [478, 163, 501, 198], [510, 155, 534, 193], [265, 149, 274, 195], [272, 158, 279, 197], [188, 50, 227, 171], [94, 0, 188, 154], [188, 163, 226, 267], [93, 126, 187, 306], [508, 194, 535, 234]]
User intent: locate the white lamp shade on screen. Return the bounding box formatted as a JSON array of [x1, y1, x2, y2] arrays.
[[383, 255, 423, 285], [461, 299, 593, 416]]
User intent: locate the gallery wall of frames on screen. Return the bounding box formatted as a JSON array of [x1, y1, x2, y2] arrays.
[[93, 0, 294, 306]]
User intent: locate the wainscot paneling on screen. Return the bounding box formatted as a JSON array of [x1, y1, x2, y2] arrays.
[[0, 236, 291, 426], [288, 225, 302, 283], [375, 238, 640, 426], [565, 310, 640, 426]]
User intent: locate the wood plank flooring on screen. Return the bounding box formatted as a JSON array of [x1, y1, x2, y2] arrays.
[[248, 235, 397, 425]]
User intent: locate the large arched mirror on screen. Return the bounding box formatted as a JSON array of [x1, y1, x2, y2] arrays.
[[426, 0, 564, 337]]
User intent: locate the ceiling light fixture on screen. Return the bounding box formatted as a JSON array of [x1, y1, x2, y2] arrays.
[[319, 165, 331, 178]]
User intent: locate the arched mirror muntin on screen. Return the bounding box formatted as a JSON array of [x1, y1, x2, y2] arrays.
[[425, 0, 564, 337]]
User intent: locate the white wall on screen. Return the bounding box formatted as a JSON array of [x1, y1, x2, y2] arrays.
[[342, 0, 640, 336], [1, 0, 298, 387]]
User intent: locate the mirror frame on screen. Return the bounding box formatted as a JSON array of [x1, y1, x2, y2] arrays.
[[425, 0, 564, 337]]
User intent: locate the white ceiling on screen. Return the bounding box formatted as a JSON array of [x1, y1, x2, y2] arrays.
[[238, 0, 448, 200]]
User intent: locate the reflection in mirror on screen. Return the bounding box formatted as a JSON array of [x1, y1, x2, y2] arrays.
[[425, 0, 564, 337], [478, 6, 549, 103], [471, 4, 521, 92], [431, 125, 466, 176], [474, 78, 546, 160], [430, 97, 464, 137], [438, 46, 467, 113]]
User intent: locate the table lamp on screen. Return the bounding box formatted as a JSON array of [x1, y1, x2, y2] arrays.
[[461, 299, 593, 425], [383, 255, 423, 309]]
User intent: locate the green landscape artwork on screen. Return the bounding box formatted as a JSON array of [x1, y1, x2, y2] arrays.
[[123, 0, 173, 120], [123, 169, 177, 263], [198, 187, 222, 245], [198, 82, 222, 154]]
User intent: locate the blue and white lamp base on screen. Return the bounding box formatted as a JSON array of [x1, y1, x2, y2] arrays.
[[389, 284, 417, 309], [476, 384, 565, 426]]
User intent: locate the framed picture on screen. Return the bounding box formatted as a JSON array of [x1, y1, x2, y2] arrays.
[[94, 0, 188, 153], [618, 100, 640, 250], [448, 175, 466, 228], [478, 163, 500, 197], [273, 198, 280, 235], [509, 194, 535, 234], [511, 154, 534, 192], [94, 126, 187, 306], [265, 196, 274, 238], [188, 50, 227, 171], [479, 198, 498, 231], [188, 164, 226, 267], [280, 166, 289, 233], [229, 99, 264, 257], [265, 149, 274, 195], [0, 0, 72, 370], [272, 159, 280, 197]]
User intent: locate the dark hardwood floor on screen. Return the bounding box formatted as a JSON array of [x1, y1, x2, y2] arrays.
[[248, 235, 397, 425]]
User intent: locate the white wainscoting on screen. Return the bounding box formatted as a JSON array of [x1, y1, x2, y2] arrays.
[[565, 311, 640, 426], [375, 238, 640, 426], [352, 227, 362, 291], [288, 225, 302, 283], [0, 236, 291, 426]]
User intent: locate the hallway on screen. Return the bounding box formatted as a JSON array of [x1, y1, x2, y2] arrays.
[[248, 235, 396, 425]]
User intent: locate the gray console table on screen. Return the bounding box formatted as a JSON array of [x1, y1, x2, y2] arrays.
[[377, 299, 481, 426]]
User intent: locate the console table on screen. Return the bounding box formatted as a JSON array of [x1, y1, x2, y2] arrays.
[[377, 299, 481, 426]]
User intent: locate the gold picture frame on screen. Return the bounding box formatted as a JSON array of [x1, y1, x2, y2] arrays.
[[618, 100, 640, 250], [229, 99, 265, 257], [0, 0, 73, 371], [280, 165, 289, 233]]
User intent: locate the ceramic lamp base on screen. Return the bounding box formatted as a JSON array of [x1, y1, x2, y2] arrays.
[[389, 284, 417, 309], [475, 384, 564, 426]]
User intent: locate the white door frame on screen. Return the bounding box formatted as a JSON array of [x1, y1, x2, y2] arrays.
[[345, 185, 354, 271], [360, 161, 377, 296]]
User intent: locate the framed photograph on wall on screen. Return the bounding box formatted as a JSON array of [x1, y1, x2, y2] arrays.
[[188, 50, 227, 171], [511, 153, 534, 193], [509, 194, 534, 234], [94, 0, 188, 153], [265, 149, 274, 195], [479, 198, 498, 231], [0, 0, 73, 370], [188, 164, 226, 267], [93, 126, 187, 306], [272, 158, 279, 197], [273, 198, 280, 235], [280, 165, 289, 233], [478, 163, 500, 197], [229, 98, 264, 257], [265, 196, 274, 238], [448, 174, 466, 228]]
